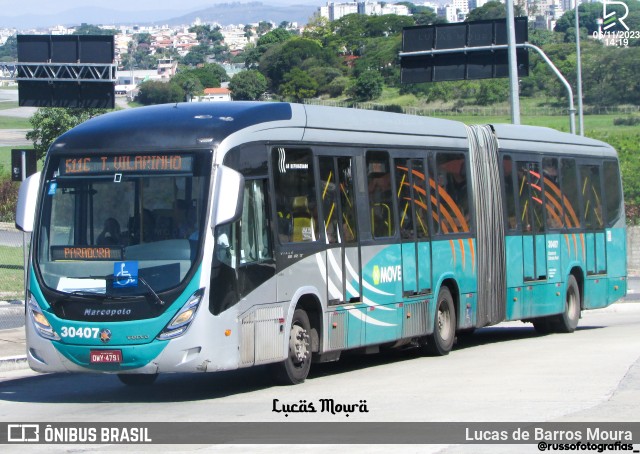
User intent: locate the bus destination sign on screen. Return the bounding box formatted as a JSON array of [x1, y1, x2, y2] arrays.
[[51, 246, 124, 261], [60, 154, 193, 176]]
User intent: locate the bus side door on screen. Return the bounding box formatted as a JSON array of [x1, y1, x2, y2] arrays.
[[579, 162, 608, 308], [318, 155, 363, 347], [516, 160, 548, 317], [394, 157, 432, 297]]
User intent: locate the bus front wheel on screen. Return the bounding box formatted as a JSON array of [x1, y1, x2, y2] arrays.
[[270, 309, 312, 385], [423, 287, 456, 356]]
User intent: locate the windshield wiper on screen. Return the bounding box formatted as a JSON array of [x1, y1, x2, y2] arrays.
[[64, 274, 165, 306], [137, 276, 165, 307]]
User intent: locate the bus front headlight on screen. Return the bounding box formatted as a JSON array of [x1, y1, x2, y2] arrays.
[[28, 295, 60, 340], [157, 289, 204, 340]]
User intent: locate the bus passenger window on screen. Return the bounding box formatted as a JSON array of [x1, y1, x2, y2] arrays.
[[240, 180, 272, 263], [542, 158, 564, 229], [272, 148, 317, 243], [517, 162, 545, 233], [338, 157, 358, 243], [503, 156, 517, 230], [580, 164, 604, 230], [367, 151, 395, 238], [412, 159, 430, 239], [319, 157, 339, 244], [395, 158, 414, 240], [604, 161, 622, 226], [560, 159, 581, 230], [435, 153, 471, 234]]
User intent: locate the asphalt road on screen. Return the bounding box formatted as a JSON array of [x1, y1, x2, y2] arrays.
[[0, 303, 638, 453]]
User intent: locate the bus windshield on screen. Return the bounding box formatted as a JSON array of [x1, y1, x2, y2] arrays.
[[35, 151, 211, 296]]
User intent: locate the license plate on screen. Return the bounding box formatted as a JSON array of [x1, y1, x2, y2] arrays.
[[90, 350, 122, 363]]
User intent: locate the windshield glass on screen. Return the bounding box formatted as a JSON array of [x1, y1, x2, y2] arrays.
[[36, 151, 211, 296]]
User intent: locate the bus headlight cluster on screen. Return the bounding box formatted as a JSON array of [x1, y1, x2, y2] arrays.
[[28, 295, 60, 340], [157, 289, 204, 340]]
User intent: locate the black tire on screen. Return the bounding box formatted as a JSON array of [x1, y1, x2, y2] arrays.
[[270, 309, 312, 385], [117, 373, 158, 386], [532, 318, 553, 335], [423, 287, 456, 356], [551, 275, 581, 333]]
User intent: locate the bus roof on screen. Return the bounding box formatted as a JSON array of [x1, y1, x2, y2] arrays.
[[50, 102, 617, 159], [51, 102, 294, 152], [491, 123, 617, 157]]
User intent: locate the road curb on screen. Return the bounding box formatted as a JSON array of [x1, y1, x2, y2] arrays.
[[0, 355, 28, 371]]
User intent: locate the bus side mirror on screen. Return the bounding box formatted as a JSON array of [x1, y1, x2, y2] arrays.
[[213, 166, 244, 227], [15, 171, 41, 233]]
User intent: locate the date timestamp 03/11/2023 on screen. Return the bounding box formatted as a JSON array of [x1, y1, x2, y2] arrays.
[[593, 30, 640, 47]]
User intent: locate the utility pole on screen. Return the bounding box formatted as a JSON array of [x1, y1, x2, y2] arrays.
[[575, 0, 585, 135], [506, 0, 521, 125]]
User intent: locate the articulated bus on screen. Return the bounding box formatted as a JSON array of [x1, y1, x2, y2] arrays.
[[16, 102, 626, 385]]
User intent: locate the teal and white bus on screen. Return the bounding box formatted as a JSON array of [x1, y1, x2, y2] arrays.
[[16, 102, 627, 385]]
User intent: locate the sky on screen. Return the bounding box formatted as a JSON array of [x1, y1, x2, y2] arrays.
[[0, 0, 305, 16]]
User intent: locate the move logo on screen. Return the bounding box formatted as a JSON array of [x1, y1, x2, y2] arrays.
[[603, 0, 630, 31], [372, 265, 402, 285]]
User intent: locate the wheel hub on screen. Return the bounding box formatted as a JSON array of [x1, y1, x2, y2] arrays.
[[438, 305, 452, 341], [289, 325, 310, 364]]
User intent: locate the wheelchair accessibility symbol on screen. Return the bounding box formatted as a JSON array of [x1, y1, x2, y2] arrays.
[[113, 261, 138, 288]]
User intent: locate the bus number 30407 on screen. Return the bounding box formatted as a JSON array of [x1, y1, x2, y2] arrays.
[[60, 327, 100, 339]]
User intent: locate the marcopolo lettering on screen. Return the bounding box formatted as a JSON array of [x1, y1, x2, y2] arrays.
[[84, 308, 132, 317]]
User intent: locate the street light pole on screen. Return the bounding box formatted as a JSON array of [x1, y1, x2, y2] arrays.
[[506, 0, 521, 125], [575, 0, 585, 135]]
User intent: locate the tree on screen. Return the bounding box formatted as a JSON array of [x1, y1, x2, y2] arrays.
[[181, 43, 211, 66], [555, 1, 640, 43], [474, 80, 509, 105], [27, 108, 107, 160], [259, 38, 333, 90], [136, 80, 184, 105], [349, 70, 384, 101], [365, 14, 415, 38], [327, 76, 350, 97], [189, 24, 224, 44], [465, 1, 525, 21], [583, 46, 640, 106], [280, 68, 318, 101], [256, 21, 273, 36], [229, 70, 268, 100], [190, 63, 229, 86], [243, 24, 254, 39], [0, 35, 17, 61], [414, 8, 443, 26], [302, 14, 333, 47], [331, 14, 369, 55], [307, 66, 343, 95], [171, 73, 204, 101], [72, 23, 117, 35], [257, 28, 294, 47], [353, 35, 401, 86]]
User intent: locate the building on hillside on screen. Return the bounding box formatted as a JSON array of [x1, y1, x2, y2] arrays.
[[320, 1, 409, 21], [200, 87, 232, 102], [438, 4, 460, 22], [221, 27, 250, 51], [157, 58, 177, 79]]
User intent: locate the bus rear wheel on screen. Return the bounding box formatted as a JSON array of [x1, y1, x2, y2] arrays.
[[270, 309, 312, 385], [117, 373, 158, 386], [423, 287, 456, 356], [551, 275, 580, 333]]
